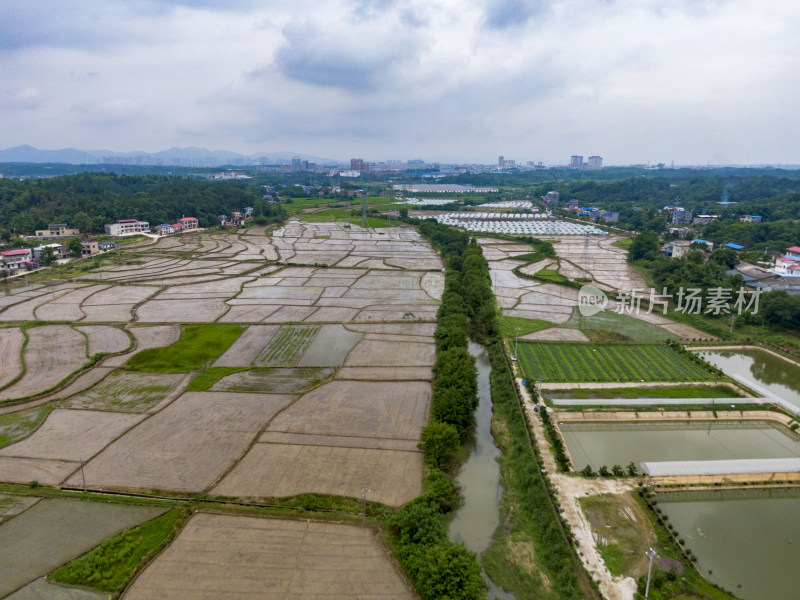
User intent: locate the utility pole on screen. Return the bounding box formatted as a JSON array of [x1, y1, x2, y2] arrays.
[[361, 487, 370, 526], [644, 547, 658, 599]]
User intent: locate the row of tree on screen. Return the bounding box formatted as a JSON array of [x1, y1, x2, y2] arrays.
[[0, 173, 285, 236]]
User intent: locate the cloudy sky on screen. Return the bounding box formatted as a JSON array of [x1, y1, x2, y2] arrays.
[[1, 0, 798, 165]]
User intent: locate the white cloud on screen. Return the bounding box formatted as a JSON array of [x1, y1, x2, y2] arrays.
[[0, 0, 797, 163]]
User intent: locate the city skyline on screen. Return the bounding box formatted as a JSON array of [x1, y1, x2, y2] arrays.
[[2, 0, 798, 165]]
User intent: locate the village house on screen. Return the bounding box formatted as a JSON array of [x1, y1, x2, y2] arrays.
[[34, 223, 80, 239], [32, 243, 67, 261], [1, 248, 33, 272], [104, 219, 150, 236], [81, 241, 100, 257]]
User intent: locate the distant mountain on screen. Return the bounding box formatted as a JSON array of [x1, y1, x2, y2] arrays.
[[0, 145, 341, 166], [0, 145, 98, 164]]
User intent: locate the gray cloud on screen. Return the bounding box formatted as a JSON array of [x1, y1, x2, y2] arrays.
[[483, 0, 548, 29]]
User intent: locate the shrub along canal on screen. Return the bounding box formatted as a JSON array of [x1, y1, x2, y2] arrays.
[[448, 342, 515, 600]]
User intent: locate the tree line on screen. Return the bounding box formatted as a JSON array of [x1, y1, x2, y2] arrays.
[[0, 173, 284, 237]]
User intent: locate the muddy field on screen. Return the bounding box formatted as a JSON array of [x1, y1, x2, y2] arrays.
[[60, 371, 186, 412], [66, 392, 296, 492], [0, 498, 165, 598], [480, 237, 710, 340], [0, 223, 439, 510], [0, 327, 24, 389], [0, 326, 89, 401], [123, 513, 414, 600]]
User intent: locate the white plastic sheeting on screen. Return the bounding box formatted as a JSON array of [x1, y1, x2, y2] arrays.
[[640, 457, 800, 477]]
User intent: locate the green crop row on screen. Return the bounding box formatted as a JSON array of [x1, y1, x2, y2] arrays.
[[518, 343, 716, 382]]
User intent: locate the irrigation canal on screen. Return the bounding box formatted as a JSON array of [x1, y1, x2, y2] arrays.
[[448, 342, 515, 600]]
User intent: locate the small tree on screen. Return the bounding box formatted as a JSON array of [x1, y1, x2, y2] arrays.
[[626, 461, 639, 477], [418, 420, 460, 467], [39, 247, 55, 265], [598, 465, 610, 477], [611, 464, 625, 477], [67, 237, 82, 257], [581, 465, 595, 478]]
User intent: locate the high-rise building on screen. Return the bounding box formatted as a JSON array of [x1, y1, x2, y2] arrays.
[[350, 158, 369, 172], [588, 156, 603, 169], [569, 155, 583, 168], [498, 155, 504, 168], [291, 156, 301, 171]]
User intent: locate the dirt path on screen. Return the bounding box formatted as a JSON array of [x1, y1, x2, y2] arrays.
[[514, 372, 637, 600]]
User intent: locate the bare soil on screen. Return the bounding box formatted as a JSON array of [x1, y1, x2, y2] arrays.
[[0, 408, 145, 461], [0, 326, 89, 401], [75, 325, 131, 355], [0, 328, 24, 389], [123, 514, 415, 600], [66, 392, 295, 492]]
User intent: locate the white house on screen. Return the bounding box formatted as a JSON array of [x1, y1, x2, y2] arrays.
[[104, 219, 151, 236]]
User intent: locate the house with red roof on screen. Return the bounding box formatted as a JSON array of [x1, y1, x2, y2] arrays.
[[1, 248, 33, 272], [178, 217, 199, 230]]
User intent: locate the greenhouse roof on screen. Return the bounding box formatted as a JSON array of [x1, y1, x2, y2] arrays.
[[640, 458, 800, 477]]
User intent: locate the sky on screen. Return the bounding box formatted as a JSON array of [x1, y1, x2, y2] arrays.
[[1, 0, 798, 165]]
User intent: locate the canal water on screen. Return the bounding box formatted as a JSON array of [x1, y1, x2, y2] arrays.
[[560, 420, 800, 471], [656, 488, 800, 600], [697, 348, 800, 413], [448, 342, 515, 600]]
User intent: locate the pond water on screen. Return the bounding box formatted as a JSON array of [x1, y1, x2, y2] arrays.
[[560, 421, 800, 471], [448, 342, 514, 600], [657, 488, 800, 600], [697, 348, 800, 413]]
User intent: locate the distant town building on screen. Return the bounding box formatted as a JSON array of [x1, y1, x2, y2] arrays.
[[291, 156, 302, 171], [601, 211, 619, 223], [104, 219, 151, 236], [543, 190, 560, 204], [724, 243, 745, 251], [693, 214, 719, 225], [569, 155, 583, 168], [663, 240, 692, 258], [392, 184, 498, 193], [588, 156, 603, 169], [34, 224, 80, 239], [498, 155, 504, 167], [350, 158, 369, 172], [740, 215, 763, 223], [671, 210, 693, 225]]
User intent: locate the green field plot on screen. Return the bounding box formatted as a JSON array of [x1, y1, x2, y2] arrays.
[[126, 324, 243, 372], [297, 208, 395, 228], [255, 324, 320, 367], [517, 343, 716, 383]]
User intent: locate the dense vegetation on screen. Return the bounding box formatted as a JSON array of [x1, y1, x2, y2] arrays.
[[0, 173, 285, 235]]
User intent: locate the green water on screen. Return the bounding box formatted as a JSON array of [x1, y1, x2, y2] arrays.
[[657, 488, 800, 600], [697, 348, 800, 412], [560, 420, 800, 471]]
